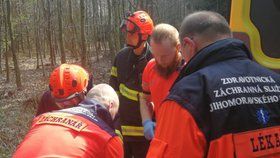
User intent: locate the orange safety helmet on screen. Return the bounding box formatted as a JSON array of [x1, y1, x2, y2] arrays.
[[120, 10, 154, 35], [49, 64, 89, 99]]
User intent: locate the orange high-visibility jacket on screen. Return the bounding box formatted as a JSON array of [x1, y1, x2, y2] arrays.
[[147, 39, 280, 158], [14, 100, 123, 158], [142, 58, 183, 120]]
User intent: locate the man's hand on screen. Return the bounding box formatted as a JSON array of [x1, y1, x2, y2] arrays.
[[143, 119, 156, 140]]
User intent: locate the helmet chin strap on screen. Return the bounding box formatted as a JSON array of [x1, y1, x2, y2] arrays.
[[127, 33, 147, 49]]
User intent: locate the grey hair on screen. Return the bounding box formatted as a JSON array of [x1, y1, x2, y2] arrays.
[[86, 84, 119, 108]]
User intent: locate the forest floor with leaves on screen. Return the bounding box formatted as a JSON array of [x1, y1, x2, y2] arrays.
[[0, 55, 111, 157]]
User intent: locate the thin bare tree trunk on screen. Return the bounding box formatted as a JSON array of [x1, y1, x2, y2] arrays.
[[40, 0, 47, 59], [46, 0, 55, 67], [34, 0, 45, 76], [36, 45, 39, 69], [98, 0, 103, 59], [34, 1, 39, 69], [39, 38, 46, 77], [26, 26, 32, 58], [85, 2, 91, 65], [80, 0, 87, 68], [17, 39, 20, 54], [99, 0, 107, 56], [91, 0, 99, 61], [0, 0, 2, 74], [6, 0, 22, 89], [3, 0, 10, 82], [107, 0, 114, 57], [53, 30, 58, 57], [0, 30, 2, 74], [57, 0, 66, 63], [36, 27, 45, 76], [20, 33, 25, 54], [68, 0, 78, 60], [42, 33, 46, 58]]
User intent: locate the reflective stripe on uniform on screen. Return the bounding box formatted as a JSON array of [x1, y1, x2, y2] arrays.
[[121, 126, 144, 136], [111, 66, 117, 77], [119, 83, 139, 101]]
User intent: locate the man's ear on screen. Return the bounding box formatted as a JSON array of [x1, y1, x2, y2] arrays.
[[108, 101, 117, 120], [108, 101, 113, 109], [183, 37, 196, 53], [183, 37, 193, 46], [176, 43, 181, 52]]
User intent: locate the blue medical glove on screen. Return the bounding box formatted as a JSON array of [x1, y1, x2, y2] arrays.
[[143, 119, 156, 140]]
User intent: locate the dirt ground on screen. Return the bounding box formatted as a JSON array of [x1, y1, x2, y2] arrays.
[[0, 56, 111, 157]]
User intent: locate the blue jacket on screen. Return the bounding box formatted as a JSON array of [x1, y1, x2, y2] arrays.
[[168, 38, 280, 144], [59, 99, 116, 136]]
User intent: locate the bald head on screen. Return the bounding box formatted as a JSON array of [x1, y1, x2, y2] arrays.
[[86, 84, 119, 119], [179, 11, 232, 43]]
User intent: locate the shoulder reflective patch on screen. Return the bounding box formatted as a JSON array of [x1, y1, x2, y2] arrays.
[[121, 125, 144, 136], [111, 66, 117, 77], [115, 129, 123, 141], [119, 83, 139, 101], [35, 113, 88, 132], [233, 126, 280, 158]]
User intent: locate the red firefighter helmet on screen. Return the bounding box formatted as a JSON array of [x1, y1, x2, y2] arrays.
[[120, 10, 154, 35], [49, 64, 89, 108]]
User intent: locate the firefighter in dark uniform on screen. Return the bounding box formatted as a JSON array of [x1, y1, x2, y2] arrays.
[[109, 11, 154, 158]]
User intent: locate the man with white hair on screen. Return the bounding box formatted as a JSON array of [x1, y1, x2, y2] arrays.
[[14, 84, 123, 158]]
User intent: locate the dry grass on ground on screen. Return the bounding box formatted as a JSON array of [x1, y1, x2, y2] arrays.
[[0, 56, 111, 157]]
